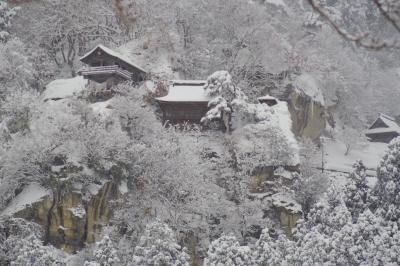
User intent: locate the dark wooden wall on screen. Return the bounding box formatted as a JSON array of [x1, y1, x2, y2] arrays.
[[366, 132, 399, 143], [158, 102, 209, 123]]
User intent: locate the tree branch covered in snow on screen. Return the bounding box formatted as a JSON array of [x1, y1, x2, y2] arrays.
[[307, 0, 400, 50]]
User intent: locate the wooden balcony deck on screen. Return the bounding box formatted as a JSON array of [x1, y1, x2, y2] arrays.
[[78, 65, 132, 81]]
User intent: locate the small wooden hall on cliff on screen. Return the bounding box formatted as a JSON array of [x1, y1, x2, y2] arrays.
[[365, 113, 400, 143], [155, 80, 212, 123], [78, 44, 147, 84]]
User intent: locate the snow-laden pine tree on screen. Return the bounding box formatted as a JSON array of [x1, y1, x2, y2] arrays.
[[252, 229, 295, 265], [204, 234, 252, 266], [201, 71, 247, 126], [344, 160, 369, 221], [327, 209, 400, 265], [10, 235, 64, 266], [300, 185, 352, 236], [372, 137, 400, 222], [293, 228, 330, 265], [131, 221, 189, 266], [0, 2, 18, 42], [85, 235, 120, 266]]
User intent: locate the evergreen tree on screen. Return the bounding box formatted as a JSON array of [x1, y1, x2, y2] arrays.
[[372, 137, 400, 222], [204, 234, 253, 266], [303, 185, 352, 236], [344, 160, 369, 221], [131, 221, 189, 266], [252, 229, 295, 266], [201, 70, 247, 126], [85, 235, 120, 266], [294, 228, 330, 265], [11, 235, 64, 266], [0, 2, 18, 42]]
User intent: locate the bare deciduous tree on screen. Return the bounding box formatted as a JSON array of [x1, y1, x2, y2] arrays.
[[308, 0, 400, 50]]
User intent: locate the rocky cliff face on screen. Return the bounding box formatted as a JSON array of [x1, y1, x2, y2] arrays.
[[286, 89, 326, 141], [12, 181, 119, 253], [249, 165, 302, 234]]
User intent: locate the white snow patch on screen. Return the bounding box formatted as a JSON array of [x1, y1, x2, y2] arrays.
[[274, 166, 294, 180], [87, 183, 102, 196], [270, 192, 302, 214], [265, 0, 287, 8], [69, 205, 86, 219], [43, 76, 87, 101], [270, 102, 300, 164], [293, 73, 325, 105], [1, 183, 50, 216], [119, 179, 128, 194], [257, 94, 277, 101], [89, 100, 112, 117], [325, 139, 387, 175], [51, 165, 64, 173], [233, 101, 299, 166], [141, 80, 156, 93]]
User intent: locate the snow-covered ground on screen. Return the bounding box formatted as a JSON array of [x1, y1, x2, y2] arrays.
[[324, 139, 387, 185], [43, 76, 87, 101], [89, 100, 113, 118]]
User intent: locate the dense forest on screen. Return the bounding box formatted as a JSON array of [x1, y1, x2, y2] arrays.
[[1, 0, 400, 265]]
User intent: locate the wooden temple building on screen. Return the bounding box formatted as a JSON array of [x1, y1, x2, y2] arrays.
[[155, 80, 212, 123], [77, 45, 147, 86], [365, 113, 400, 143]]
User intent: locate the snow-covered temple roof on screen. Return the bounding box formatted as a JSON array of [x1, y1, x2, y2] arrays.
[[80, 44, 147, 73], [366, 113, 400, 134], [156, 80, 212, 102]]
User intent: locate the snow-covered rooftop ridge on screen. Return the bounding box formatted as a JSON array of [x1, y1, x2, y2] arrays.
[[257, 94, 277, 101], [366, 113, 400, 134], [379, 113, 397, 124], [293, 73, 325, 105], [365, 127, 400, 134], [171, 80, 206, 85], [80, 44, 147, 73], [156, 80, 212, 102]]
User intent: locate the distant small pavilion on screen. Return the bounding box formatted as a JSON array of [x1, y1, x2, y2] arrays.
[[155, 80, 212, 123], [78, 44, 147, 86], [365, 113, 400, 143], [258, 95, 278, 106]]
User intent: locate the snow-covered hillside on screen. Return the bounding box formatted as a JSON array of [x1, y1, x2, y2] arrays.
[[2, 0, 400, 265]]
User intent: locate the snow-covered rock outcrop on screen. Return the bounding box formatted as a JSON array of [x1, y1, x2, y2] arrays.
[[2, 180, 123, 253], [287, 73, 327, 140]]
